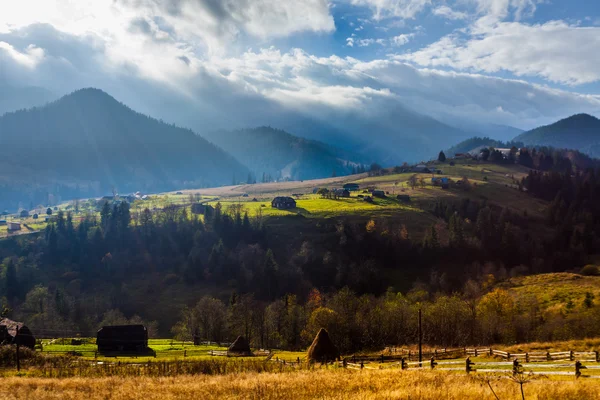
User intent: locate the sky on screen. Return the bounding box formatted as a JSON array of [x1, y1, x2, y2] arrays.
[[1, 0, 600, 139]]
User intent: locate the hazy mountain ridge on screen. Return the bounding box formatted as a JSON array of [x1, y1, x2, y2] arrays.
[[202, 126, 367, 181], [0, 88, 249, 210], [514, 114, 600, 155]]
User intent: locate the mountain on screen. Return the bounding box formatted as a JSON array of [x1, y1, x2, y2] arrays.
[[0, 84, 56, 116], [0, 88, 248, 211], [514, 114, 600, 156], [201, 127, 366, 181]]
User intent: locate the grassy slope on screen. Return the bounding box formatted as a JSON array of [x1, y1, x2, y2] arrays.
[[500, 273, 600, 311]]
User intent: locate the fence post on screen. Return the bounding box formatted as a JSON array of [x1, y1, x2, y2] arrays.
[[547, 352, 550, 361], [595, 351, 599, 363], [513, 359, 520, 376], [430, 357, 437, 370], [526, 353, 529, 363], [465, 357, 474, 374], [184, 350, 187, 358], [507, 352, 511, 360], [381, 354, 384, 364], [489, 348, 492, 357], [570, 351, 574, 361], [575, 361, 585, 379], [343, 359, 347, 369], [360, 361, 364, 370], [474, 349, 478, 357], [401, 358, 407, 370]]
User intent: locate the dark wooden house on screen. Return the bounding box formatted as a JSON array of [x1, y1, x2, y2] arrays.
[[271, 197, 296, 209], [0, 318, 36, 349], [97, 325, 149, 354], [343, 183, 360, 191]]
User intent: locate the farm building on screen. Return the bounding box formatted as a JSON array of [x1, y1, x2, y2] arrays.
[[0, 220, 6, 226], [7, 222, 21, 231], [97, 325, 149, 354], [271, 196, 296, 209], [0, 318, 36, 349], [343, 183, 360, 191], [397, 195, 411, 203], [332, 189, 350, 198], [372, 190, 386, 198], [307, 328, 339, 362], [228, 336, 252, 356], [19, 210, 29, 218]]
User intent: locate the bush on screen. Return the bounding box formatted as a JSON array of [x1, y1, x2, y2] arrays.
[[580, 265, 600, 276]]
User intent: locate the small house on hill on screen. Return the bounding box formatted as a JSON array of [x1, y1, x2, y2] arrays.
[[0, 220, 6, 226], [372, 190, 386, 198], [228, 336, 252, 356], [271, 196, 296, 209], [307, 328, 339, 362], [97, 325, 149, 354], [0, 318, 36, 349], [7, 222, 21, 232], [343, 183, 360, 191], [333, 189, 350, 198]]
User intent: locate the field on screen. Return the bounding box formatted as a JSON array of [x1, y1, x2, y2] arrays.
[[1, 369, 600, 399], [0, 159, 547, 239]]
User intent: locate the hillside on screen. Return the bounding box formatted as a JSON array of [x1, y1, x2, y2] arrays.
[[202, 127, 365, 181], [0, 88, 248, 211], [515, 114, 600, 155], [445, 137, 524, 156]]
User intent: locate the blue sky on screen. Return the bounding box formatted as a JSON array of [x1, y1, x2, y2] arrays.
[[1, 0, 600, 136]]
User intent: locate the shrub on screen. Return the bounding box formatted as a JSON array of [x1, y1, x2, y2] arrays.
[[580, 265, 600, 276]]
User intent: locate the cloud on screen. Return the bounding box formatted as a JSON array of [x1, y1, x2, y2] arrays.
[[400, 20, 600, 85], [390, 33, 414, 46], [348, 0, 431, 20], [432, 5, 468, 20]]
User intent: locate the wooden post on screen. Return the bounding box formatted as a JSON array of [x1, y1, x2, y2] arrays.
[[570, 351, 574, 361], [418, 308, 422, 367], [526, 353, 529, 363], [595, 351, 599, 363], [381, 354, 384, 364], [15, 326, 20, 373], [489, 348, 492, 357], [474, 348, 478, 357], [360, 361, 364, 370], [547, 351, 550, 361], [184, 350, 187, 358]]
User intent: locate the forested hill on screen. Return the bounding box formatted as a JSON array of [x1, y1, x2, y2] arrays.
[[514, 114, 600, 157], [446, 137, 524, 156], [0, 88, 248, 210], [202, 127, 366, 181]]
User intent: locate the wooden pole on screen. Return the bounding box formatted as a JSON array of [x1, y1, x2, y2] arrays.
[[418, 308, 422, 367], [15, 326, 20, 372]]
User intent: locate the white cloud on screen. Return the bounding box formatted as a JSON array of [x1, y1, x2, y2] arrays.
[[432, 5, 468, 20], [0, 42, 45, 68], [400, 20, 600, 85], [390, 33, 415, 46], [348, 0, 431, 20]]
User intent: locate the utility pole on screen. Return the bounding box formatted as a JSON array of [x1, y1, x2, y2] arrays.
[[15, 326, 20, 372], [418, 308, 422, 367]]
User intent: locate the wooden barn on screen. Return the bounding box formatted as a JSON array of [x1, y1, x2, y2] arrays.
[[97, 325, 149, 354], [271, 197, 296, 209], [343, 183, 360, 191], [0, 318, 36, 349]]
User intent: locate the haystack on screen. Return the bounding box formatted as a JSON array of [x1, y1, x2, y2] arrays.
[[228, 336, 252, 355], [307, 328, 339, 362]]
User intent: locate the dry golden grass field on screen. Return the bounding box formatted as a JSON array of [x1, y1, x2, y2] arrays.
[[0, 369, 599, 400]]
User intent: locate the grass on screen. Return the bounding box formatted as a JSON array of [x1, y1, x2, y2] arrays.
[[1, 369, 599, 399], [500, 273, 600, 311]]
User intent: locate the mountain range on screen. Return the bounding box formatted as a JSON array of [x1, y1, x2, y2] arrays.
[[0, 89, 248, 210], [202, 127, 366, 181]]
